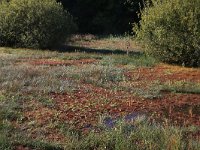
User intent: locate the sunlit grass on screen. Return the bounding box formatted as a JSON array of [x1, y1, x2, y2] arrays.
[[0, 40, 199, 149]]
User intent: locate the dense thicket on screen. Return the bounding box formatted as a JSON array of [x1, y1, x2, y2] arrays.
[[0, 0, 76, 49], [58, 0, 145, 34], [134, 0, 200, 67]]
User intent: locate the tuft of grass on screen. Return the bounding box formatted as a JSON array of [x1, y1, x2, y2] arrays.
[[0, 130, 12, 150], [0, 121, 13, 150], [100, 54, 158, 67], [0, 64, 78, 94], [0, 47, 60, 59], [134, 82, 163, 99], [118, 81, 163, 99], [69, 119, 200, 150], [162, 81, 200, 94], [73, 64, 126, 87], [0, 94, 22, 121]]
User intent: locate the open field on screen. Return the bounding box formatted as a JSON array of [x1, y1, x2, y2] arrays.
[[0, 36, 200, 149]]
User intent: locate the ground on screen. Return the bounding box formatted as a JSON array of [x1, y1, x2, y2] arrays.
[[0, 35, 200, 149]]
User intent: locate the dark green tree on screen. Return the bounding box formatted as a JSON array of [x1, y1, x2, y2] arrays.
[[59, 0, 145, 34]]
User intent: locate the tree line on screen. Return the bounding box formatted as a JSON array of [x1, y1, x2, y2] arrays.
[[58, 0, 145, 34], [0, 0, 146, 34]]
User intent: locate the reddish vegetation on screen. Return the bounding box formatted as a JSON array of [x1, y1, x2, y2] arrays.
[[15, 146, 32, 150], [126, 64, 200, 82], [15, 91, 200, 149], [50, 84, 200, 128], [146, 93, 200, 126], [22, 100, 68, 143], [15, 61, 200, 145]]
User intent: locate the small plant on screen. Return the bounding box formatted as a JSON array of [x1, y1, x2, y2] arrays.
[[0, 94, 22, 121], [134, 84, 162, 99], [0, 123, 12, 150], [111, 54, 157, 67], [78, 64, 126, 86]]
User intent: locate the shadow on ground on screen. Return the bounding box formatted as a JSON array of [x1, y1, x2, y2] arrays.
[[55, 45, 143, 56]]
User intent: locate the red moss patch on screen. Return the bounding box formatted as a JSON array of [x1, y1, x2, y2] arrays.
[[145, 93, 200, 126], [50, 84, 200, 129], [19, 100, 68, 144], [13, 63, 200, 144], [126, 64, 200, 83], [51, 84, 140, 128]]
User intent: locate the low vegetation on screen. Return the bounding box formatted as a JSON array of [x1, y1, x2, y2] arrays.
[[0, 36, 199, 149]]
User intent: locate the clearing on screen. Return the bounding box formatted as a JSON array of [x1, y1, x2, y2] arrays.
[[0, 35, 200, 149]]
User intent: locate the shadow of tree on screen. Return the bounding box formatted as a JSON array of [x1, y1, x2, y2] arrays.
[[55, 45, 143, 56]]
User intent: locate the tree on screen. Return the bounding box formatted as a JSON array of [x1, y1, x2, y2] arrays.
[[59, 0, 145, 34]]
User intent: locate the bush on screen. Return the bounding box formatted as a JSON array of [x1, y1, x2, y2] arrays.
[[134, 0, 200, 67], [0, 0, 76, 49]]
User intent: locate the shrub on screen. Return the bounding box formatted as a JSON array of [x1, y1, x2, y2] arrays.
[[134, 0, 200, 67], [0, 0, 76, 49]]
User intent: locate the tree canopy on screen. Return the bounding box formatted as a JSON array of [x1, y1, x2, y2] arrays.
[[58, 0, 145, 34]]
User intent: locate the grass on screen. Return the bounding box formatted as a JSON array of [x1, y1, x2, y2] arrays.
[[0, 64, 79, 93], [0, 120, 14, 150], [0, 35, 200, 149], [67, 64, 126, 88], [69, 34, 141, 51], [101, 54, 157, 67], [162, 81, 200, 94], [67, 118, 200, 150]]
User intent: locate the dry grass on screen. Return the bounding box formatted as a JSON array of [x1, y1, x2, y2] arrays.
[[68, 34, 142, 52]]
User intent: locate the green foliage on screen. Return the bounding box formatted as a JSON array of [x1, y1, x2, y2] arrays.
[[0, 124, 12, 150], [0, 0, 76, 49], [134, 0, 200, 67]]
